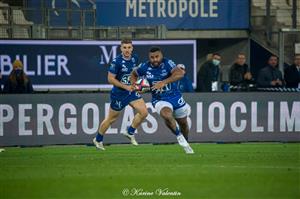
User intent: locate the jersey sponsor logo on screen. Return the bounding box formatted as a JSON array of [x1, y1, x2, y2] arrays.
[[121, 64, 129, 72], [115, 100, 122, 109], [146, 71, 154, 79], [178, 97, 185, 106], [121, 74, 131, 85]]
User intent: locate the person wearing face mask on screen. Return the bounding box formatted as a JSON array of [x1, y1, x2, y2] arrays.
[[3, 60, 34, 94], [196, 53, 221, 92], [257, 55, 284, 88], [284, 54, 300, 89]]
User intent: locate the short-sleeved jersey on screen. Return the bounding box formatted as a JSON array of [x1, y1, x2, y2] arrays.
[[108, 54, 139, 95], [136, 58, 182, 101]]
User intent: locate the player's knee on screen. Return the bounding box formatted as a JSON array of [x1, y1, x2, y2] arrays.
[[160, 112, 173, 122], [140, 110, 148, 119]]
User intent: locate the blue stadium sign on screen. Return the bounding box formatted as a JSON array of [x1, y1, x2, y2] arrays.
[[96, 0, 249, 29], [0, 40, 196, 91]]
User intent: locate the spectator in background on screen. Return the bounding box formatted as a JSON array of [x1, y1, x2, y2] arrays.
[[196, 53, 221, 92], [257, 55, 284, 88], [229, 53, 253, 90], [284, 54, 300, 88], [206, 53, 213, 61], [3, 60, 34, 94], [177, 64, 194, 92]]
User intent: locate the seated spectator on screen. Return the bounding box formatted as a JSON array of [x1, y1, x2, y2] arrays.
[[284, 54, 300, 88], [177, 64, 194, 92], [196, 53, 221, 92], [3, 60, 34, 94], [229, 53, 253, 91], [257, 55, 284, 88]]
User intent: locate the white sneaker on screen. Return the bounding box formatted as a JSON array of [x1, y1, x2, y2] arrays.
[[93, 138, 105, 150], [176, 134, 194, 154], [121, 132, 139, 146]]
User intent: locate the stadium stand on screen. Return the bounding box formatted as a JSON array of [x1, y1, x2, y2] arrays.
[[251, 0, 299, 64], [0, 1, 8, 38]]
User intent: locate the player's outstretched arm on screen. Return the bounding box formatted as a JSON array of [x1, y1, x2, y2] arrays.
[[152, 66, 185, 91], [163, 66, 185, 84], [108, 72, 134, 92]]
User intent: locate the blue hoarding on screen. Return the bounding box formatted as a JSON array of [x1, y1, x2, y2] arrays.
[[96, 0, 249, 29], [0, 40, 196, 91]]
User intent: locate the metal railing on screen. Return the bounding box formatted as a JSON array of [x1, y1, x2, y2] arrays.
[[0, 6, 164, 40]]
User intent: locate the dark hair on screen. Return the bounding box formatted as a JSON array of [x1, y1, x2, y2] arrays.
[[212, 53, 221, 57], [121, 38, 132, 44], [149, 46, 162, 53], [295, 54, 300, 57], [269, 54, 278, 60], [237, 53, 246, 57]]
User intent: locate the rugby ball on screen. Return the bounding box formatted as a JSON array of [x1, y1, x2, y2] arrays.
[[135, 78, 150, 92]]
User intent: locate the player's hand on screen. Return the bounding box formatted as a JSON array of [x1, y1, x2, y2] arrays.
[[151, 81, 165, 92], [244, 72, 252, 80], [271, 81, 277, 86], [276, 80, 283, 86], [124, 85, 135, 92]]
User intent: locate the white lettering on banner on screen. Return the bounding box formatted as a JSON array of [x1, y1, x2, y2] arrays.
[[230, 102, 247, 133], [57, 55, 70, 75], [0, 55, 13, 75], [186, 104, 192, 130], [99, 46, 118, 65], [45, 55, 56, 76], [196, 102, 203, 133], [126, 0, 218, 18], [139, 0, 147, 17], [148, 0, 155, 17], [251, 102, 264, 132], [157, 0, 166, 17], [268, 102, 274, 132], [37, 104, 54, 135], [168, 0, 177, 18], [208, 102, 225, 133], [16, 55, 34, 75], [105, 103, 118, 134], [1, 101, 300, 138], [0, 105, 14, 136], [59, 103, 77, 135], [19, 104, 32, 136], [141, 103, 158, 134], [179, 0, 187, 17], [0, 55, 70, 76], [280, 102, 300, 132], [82, 103, 99, 135]]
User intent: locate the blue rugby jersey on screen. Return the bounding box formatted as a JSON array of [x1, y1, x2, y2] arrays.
[[136, 58, 182, 101], [108, 54, 139, 95]]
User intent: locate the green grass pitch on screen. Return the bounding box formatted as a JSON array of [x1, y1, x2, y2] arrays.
[[0, 143, 299, 199]]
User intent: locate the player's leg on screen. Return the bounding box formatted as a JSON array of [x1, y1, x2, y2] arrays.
[[155, 101, 180, 136], [129, 98, 148, 133], [174, 103, 191, 140], [93, 101, 121, 150], [119, 93, 146, 145], [175, 117, 189, 140], [173, 103, 194, 154], [98, 107, 120, 135]]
